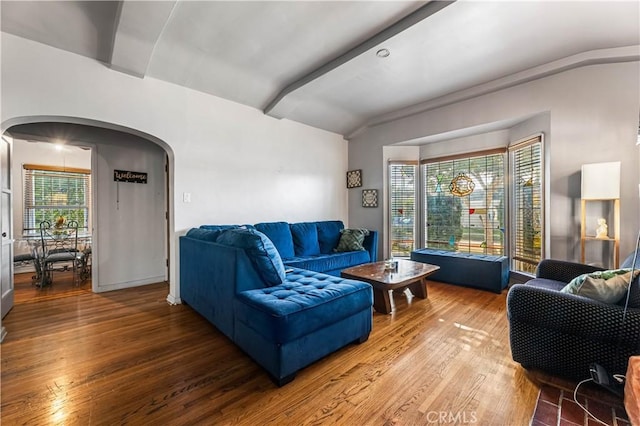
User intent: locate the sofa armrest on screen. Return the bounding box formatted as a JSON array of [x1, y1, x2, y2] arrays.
[[507, 284, 640, 347], [363, 230, 378, 262], [535, 259, 605, 283]]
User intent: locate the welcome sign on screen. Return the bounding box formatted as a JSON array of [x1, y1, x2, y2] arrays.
[[114, 169, 148, 184]]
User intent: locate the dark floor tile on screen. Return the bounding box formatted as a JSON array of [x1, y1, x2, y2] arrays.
[[559, 420, 581, 426], [561, 398, 586, 424], [533, 400, 560, 426], [539, 385, 561, 404], [586, 399, 613, 424]]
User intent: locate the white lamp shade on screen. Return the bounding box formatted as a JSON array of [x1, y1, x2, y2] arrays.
[[581, 161, 620, 200]]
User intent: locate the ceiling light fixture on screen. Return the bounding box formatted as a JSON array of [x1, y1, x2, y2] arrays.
[[376, 48, 390, 58]]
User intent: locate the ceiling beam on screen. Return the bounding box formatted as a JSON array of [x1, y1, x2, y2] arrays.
[[110, 0, 177, 78], [263, 0, 456, 118]]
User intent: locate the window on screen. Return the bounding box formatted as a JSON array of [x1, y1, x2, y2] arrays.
[[509, 136, 543, 274], [389, 162, 417, 257], [23, 165, 91, 234], [422, 149, 506, 255]]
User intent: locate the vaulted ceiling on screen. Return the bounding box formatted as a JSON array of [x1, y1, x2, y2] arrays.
[[2, 1, 639, 137]]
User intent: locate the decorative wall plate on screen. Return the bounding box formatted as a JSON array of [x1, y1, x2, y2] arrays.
[[347, 169, 362, 188], [362, 189, 378, 207]]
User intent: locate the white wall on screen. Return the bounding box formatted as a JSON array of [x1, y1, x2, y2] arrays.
[[350, 62, 640, 263], [1, 34, 348, 301], [94, 135, 166, 291]]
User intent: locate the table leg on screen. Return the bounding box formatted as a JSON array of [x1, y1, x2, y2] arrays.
[[372, 288, 392, 314], [408, 278, 428, 299]]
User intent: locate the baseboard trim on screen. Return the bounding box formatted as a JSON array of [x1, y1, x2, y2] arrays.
[[166, 294, 181, 305], [96, 276, 166, 293]]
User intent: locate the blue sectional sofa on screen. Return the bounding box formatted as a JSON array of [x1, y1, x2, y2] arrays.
[[201, 220, 378, 276], [180, 220, 377, 386]]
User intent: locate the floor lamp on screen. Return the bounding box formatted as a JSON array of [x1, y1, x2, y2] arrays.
[[580, 161, 621, 268]]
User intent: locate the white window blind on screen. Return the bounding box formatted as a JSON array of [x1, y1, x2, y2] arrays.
[[422, 150, 505, 255], [389, 162, 417, 257], [23, 165, 91, 233], [510, 137, 543, 274]]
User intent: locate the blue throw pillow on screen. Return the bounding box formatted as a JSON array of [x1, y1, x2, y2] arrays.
[[254, 221, 295, 259], [316, 220, 344, 254], [217, 228, 286, 286], [290, 222, 320, 256], [185, 228, 220, 242]]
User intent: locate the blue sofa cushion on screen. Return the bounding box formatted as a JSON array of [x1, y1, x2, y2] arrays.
[[235, 269, 372, 343], [283, 251, 370, 273], [316, 220, 344, 254], [290, 222, 320, 256], [186, 228, 220, 242], [198, 224, 246, 241], [217, 228, 286, 286], [254, 221, 295, 259]]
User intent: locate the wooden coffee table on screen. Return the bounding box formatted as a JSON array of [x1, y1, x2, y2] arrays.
[[341, 259, 440, 314]]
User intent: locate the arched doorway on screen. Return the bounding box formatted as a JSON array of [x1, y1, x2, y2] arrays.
[[1, 117, 176, 327]]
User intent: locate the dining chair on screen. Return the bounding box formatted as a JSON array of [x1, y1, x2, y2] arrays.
[[39, 220, 85, 287]]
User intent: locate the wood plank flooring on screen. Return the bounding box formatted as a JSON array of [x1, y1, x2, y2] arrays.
[[1, 278, 543, 425]]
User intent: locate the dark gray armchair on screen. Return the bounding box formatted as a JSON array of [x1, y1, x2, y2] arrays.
[[507, 254, 640, 380]]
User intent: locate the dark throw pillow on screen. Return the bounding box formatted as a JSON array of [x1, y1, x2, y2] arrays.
[[334, 228, 370, 252]]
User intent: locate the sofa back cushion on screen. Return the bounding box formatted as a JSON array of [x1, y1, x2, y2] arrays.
[[198, 224, 243, 241], [186, 228, 220, 242], [254, 222, 295, 259], [290, 222, 320, 256], [620, 252, 640, 308], [217, 228, 286, 286], [316, 220, 344, 254]]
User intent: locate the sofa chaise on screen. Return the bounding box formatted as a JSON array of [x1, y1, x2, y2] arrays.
[[180, 220, 377, 386]]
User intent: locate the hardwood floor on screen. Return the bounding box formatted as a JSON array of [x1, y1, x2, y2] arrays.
[[13, 270, 92, 305], [1, 279, 543, 425]]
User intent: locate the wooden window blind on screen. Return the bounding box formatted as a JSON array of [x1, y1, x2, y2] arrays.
[[389, 162, 417, 257], [509, 136, 543, 273], [23, 165, 91, 233]]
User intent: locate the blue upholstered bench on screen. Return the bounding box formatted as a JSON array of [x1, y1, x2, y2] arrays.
[[410, 249, 509, 293]]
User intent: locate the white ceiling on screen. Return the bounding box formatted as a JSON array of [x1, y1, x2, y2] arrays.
[[2, 1, 639, 137]]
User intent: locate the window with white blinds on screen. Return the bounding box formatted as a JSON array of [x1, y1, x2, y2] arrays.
[[23, 165, 91, 234], [389, 162, 417, 257], [509, 137, 543, 274], [422, 149, 506, 255]]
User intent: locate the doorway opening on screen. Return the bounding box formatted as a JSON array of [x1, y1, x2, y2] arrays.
[[2, 120, 172, 308], [13, 142, 93, 303]]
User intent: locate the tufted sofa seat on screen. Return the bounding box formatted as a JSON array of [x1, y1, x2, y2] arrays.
[[180, 229, 373, 386]]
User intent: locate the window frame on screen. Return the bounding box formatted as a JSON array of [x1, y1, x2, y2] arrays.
[[508, 135, 545, 277], [388, 160, 418, 258], [420, 148, 507, 255], [22, 164, 91, 235]]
